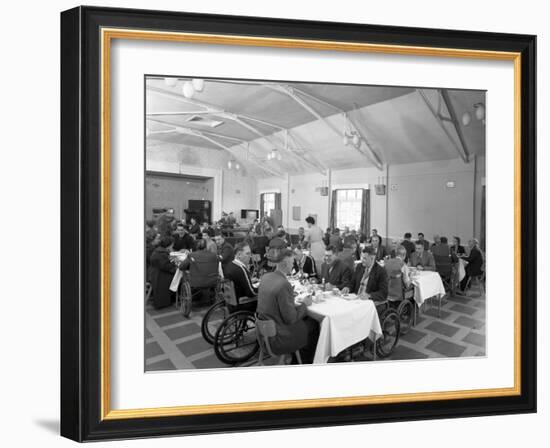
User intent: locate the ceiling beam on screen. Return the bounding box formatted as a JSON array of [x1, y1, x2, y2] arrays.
[[148, 84, 327, 174], [439, 89, 472, 163], [268, 84, 383, 170], [147, 118, 283, 177], [416, 89, 470, 163]]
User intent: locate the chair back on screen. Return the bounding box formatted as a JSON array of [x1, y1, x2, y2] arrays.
[[434, 254, 453, 279], [387, 273, 405, 300]]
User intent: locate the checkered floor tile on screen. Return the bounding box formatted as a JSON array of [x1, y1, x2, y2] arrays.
[[145, 288, 486, 370]]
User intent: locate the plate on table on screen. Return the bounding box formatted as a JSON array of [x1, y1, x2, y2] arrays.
[[342, 293, 358, 300]]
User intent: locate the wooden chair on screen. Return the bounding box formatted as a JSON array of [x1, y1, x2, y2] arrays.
[[255, 314, 302, 365]]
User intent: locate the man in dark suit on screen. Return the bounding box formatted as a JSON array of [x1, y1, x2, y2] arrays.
[[415, 232, 430, 251], [459, 238, 484, 292], [292, 245, 318, 279], [319, 245, 352, 290], [223, 242, 257, 304], [257, 248, 319, 363], [179, 238, 219, 303], [371, 235, 388, 261], [214, 233, 234, 266], [344, 246, 388, 301], [173, 223, 195, 251]]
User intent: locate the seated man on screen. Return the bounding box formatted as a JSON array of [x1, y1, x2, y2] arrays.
[[257, 248, 319, 364], [292, 245, 318, 279], [415, 232, 430, 251], [345, 246, 388, 301], [179, 239, 219, 302], [150, 236, 177, 309], [201, 231, 218, 255], [319, 245, 352, 290], [409, 241, 436, 271], [329, 228, 344, 252], [459, 238, 484, 292], [173, 223, 195, 252], [338, 239, 359, 271], [401, 232, 416, 263], [223, 242, 258, 307], [276, 225, 292, 247], [214, 232, 234, 266]]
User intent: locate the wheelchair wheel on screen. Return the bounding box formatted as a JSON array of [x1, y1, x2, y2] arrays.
[[376, 309, 400, 359], [396, 300, 414, 335], [213, 311, 259, 365], [179, 281, 192, 317], [201, 300, 230, 344]]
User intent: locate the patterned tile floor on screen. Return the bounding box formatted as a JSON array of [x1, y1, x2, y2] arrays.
[[145, 288, 486, 371]]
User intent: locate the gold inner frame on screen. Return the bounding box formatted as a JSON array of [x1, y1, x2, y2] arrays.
[[100, 27, 522, 420]]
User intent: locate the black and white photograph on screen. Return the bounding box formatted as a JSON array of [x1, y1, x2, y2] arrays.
[[144, 76, 487, 371]]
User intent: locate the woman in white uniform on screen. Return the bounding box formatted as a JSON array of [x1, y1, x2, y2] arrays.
[[304, 216, 325, 272]]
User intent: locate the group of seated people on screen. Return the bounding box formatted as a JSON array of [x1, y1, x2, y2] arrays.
[[147, 212, 484, 364]]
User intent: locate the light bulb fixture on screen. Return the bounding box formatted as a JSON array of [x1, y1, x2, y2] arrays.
[[462, 102, 485, 126], [227, 160, 232, 169], [192, 79, 204, 92], [235, 162, 240, 170], [164, 77, 178, 87], [343, 134, 349, 146], [461, 112, 472, 126], [474, 103, 485, 121], [352, 134, 360, 146], [182, 81, 195, 98], [277, 152, 282, 161]]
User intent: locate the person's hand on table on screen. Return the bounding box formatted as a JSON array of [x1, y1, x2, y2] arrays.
[[417, 265, 424, 271], [341, 287, 350, 295], [300, 295, 313, 306], [358, 292, 371, 300], [325, 282, 333, 290]]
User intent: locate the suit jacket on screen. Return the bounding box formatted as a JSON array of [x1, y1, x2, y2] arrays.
[[173, 233, 195, 251], [293, 254, 318, 279], [464, 246, 484, 276], [351, 262, 388, 301], [256, 271, 309, 355], [409, 251, 436, 271], [320, 258, 352, 290], [223, 260, 257, 300], [180, 250, 219, 288], [374, 244, 388, 261]]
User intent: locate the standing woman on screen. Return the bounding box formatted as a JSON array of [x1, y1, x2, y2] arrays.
[[304, 216, 325, 271]]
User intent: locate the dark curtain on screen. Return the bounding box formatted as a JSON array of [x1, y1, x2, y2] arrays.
[[360, 188, 370, 236], [330, 189, 338, 230], [275, 193, 282, 210], [260, 193, 265, 217]]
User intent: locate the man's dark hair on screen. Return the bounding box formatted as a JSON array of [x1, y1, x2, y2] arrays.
[[404, 232, 412, 239], [362, 246, 376, 256], [305, 216, 315, 225], [454, 236, 461, 245], [440, 236, 448, 244], [176, 222, 185, 229], [159, 236, 174, 248], [234, 242, 250, 255], [146, 219, 156, 228], [325, 244, 338, 253], [418, 232, 424, 238]]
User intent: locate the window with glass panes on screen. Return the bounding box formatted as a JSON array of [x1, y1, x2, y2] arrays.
[[335, 189, 363, 230], [262, 192, 276, 217]]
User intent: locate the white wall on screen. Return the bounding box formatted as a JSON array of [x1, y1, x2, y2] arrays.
[[256, 158, 482, 244]]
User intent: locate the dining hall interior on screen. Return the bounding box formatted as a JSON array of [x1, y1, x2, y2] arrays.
[[144, 76, 486, 370]]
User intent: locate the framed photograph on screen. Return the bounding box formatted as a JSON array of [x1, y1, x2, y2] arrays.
[[60, 6, 536, 442]]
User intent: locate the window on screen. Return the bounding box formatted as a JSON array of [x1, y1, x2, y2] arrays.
[[335, 189, 363, 230], [261, 192, 276, 217]]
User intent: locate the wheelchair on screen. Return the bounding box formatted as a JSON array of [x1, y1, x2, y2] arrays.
[[201, 279, 259, 365], [387, 273, 416, 335], [175, 272, 220, 318]]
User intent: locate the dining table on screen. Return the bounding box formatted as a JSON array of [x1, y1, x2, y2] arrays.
[[409, 269, 446, 317], [292, 281, 382, 364]]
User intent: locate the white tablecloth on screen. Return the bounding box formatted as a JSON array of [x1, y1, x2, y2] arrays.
[[305, 294, 382, 364], [168, 252, 188, 292], [457, 258, 467, 282], [411, 271, 446, 306]]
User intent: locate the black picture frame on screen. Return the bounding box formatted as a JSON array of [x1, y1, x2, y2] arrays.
[[61, 5, 536, 442]]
